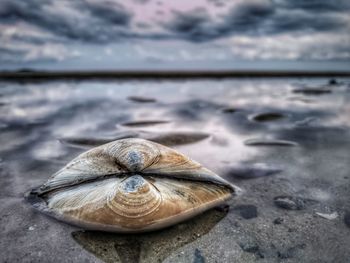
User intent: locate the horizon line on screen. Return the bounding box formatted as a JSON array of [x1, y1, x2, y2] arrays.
[[1, 69, 350, 81]]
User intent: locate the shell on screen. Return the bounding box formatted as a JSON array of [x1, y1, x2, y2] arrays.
[[28, 138, 237, 233]]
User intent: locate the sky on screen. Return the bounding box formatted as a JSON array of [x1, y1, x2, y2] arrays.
[[0, 0, 349, 71]]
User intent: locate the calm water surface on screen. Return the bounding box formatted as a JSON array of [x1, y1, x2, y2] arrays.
[[0, 78, 349, 262]]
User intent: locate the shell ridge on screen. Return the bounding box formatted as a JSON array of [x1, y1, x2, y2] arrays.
[[106, 175, 162, 218]]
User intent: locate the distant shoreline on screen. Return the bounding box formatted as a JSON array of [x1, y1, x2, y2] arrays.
[[1, 70, 350, 81]]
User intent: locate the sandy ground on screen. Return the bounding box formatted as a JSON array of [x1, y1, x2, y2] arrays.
[[0, 78, 349, 262]]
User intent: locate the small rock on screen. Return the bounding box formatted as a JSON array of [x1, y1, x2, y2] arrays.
[[239, 242, 264, 258], [328, 79, 338, 85], [316, 212, 338, 220], [233, 205, 258, 219], [274, 196, 305, 210], [120, 120, 170, 127], [222, 107, 239, 113], [193, 248, 205, 263], [245, 138, 298, 147], [250, 112, 286, 122], [127, 96, 156, 103], [239, 243, 259, 253], [277, 244, 306, 259], [292, 88, 332, 95], [273, 217, 284, 225], [344, 211, 350, 228]]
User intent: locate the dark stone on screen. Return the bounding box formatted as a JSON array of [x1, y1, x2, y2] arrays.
[[233, 205, 258, 219], [277, 244, 306, 259], [239, 242, 264, 258], [245, 138, 298, 147], [193, 248, 205, 263], [344, 211, 350, 228], [274, 196, 306, 210], [240, 243, 259, 253], [251, 112, 285, 122], [120, 120, 170, 127], [222, 107, 239, 113], [127, 96, 156, 103], [273, 217, 284, 225], [328, 79, 338, 85], [292, 88, 332, 95]]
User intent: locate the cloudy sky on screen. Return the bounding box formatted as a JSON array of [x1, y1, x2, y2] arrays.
[[0, 0, 349, 71]]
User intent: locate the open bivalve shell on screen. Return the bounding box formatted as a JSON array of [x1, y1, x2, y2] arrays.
[[27, 138, 238, 233]]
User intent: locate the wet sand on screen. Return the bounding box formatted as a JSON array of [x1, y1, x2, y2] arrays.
[[0, 77, 349, 262]]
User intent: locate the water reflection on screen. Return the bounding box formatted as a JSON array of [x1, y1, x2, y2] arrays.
[[60, 130, 211, 148], [72, 208, 227, 263]]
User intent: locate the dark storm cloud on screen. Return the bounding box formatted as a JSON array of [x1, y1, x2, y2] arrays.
[[0, 0, 349, 63], [165, 9, 219, 42], [270, 11, 347, 33], [277, 0, 350, 13], [82, 1, 132, 26], [165, 0, 349, 42], [1, 0, 348, 44], [165, 2, 275, 42], [0, 0, 133, 43], [219, 1, 275, 34]]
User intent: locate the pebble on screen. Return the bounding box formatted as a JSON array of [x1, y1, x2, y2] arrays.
[[222, 107, 239, 113], [273, 217, 284, 225], [127, 96, 156, 103], [274, 196, 305, 210], [120, 120, 170, 127], [245, 138, 298, 147], [328, 79, 338, 85], [239, 241, 264, 258], [292, 88, 331, 95], [277, 244, 306, 259], [193, 248, 205, 263], [344, 211, 350, 228], [251, 112, 285, 122]]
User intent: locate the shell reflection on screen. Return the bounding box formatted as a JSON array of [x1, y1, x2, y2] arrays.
[[72, 208, 228, 263], [29, 138, 236, 232]]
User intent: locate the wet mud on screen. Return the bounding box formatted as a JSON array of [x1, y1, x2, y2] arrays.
[[1, 77, 350, 262]]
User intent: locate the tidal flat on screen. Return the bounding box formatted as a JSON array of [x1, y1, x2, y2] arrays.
[[0, 78, 349, 262]]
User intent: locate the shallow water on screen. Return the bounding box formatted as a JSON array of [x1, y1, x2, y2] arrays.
[[0, 78, 350, 262]]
